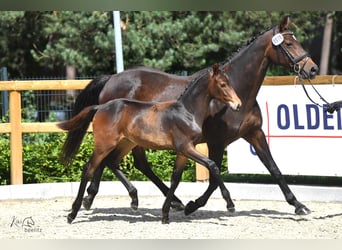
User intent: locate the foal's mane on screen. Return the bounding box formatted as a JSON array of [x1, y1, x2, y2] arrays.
[[177, 70, 209, 101]]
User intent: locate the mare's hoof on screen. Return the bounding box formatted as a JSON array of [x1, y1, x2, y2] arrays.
[[184, 200, 199, 216], [131, 201, 138, 210], [295, 206, 311, 215], [227, 206, 235, 213], [171, 200, 185, 211], [67, 214, 75, 224], [82, 197, 92, 210]]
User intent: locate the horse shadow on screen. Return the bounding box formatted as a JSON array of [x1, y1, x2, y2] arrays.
[[66, 205, 339, 224]]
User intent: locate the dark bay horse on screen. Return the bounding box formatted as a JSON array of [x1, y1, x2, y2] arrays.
[[60, 16, 318, 216], [58, 64, 242, 223]]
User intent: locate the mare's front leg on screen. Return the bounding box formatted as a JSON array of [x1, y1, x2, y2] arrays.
[[244, 128, 310, 215], [132, 146, 184, 210], [184, 142, 235, 215]]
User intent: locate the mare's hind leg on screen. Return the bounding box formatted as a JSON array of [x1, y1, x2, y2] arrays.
[[184, 143, 235, 215], [245, 129, 310, 215], [162, 154, 188, 224], [132, 146, 184, 211], [111, 167, 138, 210]]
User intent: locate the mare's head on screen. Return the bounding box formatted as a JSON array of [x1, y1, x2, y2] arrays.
[[267, 16, 318, 79], [209, 63, 241, 111]]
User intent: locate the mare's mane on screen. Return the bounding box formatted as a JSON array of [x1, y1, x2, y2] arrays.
[[219, 27, 272, 67]]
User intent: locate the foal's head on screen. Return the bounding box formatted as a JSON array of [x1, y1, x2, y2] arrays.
[[209, 63, 241, 111]]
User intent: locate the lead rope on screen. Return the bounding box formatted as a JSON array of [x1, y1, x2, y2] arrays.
[[298, 74, 342, 114]]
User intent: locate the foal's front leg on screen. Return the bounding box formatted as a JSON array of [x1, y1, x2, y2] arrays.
[[184, 145, 235, 213], [184, 142, 234, 215]]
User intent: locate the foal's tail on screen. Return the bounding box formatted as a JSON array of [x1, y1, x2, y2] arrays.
[[59, 75, 111, 165], [58, 105, 98, 165]]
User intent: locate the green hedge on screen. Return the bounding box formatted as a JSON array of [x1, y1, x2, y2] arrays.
[[1, 132, 341, 186], [0, 132, 228, 185]]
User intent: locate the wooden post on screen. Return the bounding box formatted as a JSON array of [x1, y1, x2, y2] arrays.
[[319, 12, 334, 75], [9, 90, 23, 184], [195, 143, 209, 182]]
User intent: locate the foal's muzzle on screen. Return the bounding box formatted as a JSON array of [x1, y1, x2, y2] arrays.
[[229, 101, 241, 112]]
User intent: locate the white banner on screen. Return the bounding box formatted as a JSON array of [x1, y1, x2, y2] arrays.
[[228, 84, 342, 176]]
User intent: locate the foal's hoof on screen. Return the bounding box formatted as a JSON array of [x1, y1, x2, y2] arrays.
[[161, 217, 170, 224], [295, 206, 311, 215], [82, 197, 93, 211], [171, 200, 185, 211], [184, 200, 199, 216], [67, 214, 75, 224]]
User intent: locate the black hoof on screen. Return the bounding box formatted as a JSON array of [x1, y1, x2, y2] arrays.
[[227, 206, 235, 213], [131, 200, 138, 210], [67, 214, 75, 224], [162, 217, 170, 224], [82, 197, 93, 210], [171, 200, 185, 211], [295, 206, 311, 215], [184, 200, 199, 216]]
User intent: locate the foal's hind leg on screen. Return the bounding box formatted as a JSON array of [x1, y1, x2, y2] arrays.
[[68, 152, 108, 223], [83, 161, 105, 210], [83, 150, 139, 210], [68, 162, 91, 223], [69, 143, 119, 223], [132, 146, 184, 211]]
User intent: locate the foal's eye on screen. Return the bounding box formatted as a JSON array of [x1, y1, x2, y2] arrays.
[[220, 83, 227, 88]]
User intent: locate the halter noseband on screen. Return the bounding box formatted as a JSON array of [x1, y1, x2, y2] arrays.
[[272, 26, 310, 76]]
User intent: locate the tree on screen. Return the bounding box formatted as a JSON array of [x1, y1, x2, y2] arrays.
[[0, 11, 340, 78]]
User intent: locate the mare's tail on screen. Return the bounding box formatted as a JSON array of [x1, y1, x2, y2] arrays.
[[60, 75, 111, 165]]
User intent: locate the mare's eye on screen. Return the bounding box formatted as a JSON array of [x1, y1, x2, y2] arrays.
[[285, 42, 293, 47]]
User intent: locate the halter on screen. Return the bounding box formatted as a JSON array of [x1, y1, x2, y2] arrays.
[[272, 26, 340, 113], [272, 26, 310, 76]]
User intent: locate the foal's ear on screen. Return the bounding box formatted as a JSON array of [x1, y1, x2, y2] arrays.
[[212, 63, 219, 76], [279, 16, 291, 32]]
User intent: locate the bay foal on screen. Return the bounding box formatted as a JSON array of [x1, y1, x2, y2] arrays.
[[58, 64, 241, 223]]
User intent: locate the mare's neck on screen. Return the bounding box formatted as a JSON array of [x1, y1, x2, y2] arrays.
[[223, 29, 272, 108]]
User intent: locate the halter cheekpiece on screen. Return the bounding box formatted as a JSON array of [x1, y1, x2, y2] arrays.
[[272, 26, 310, 74]]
